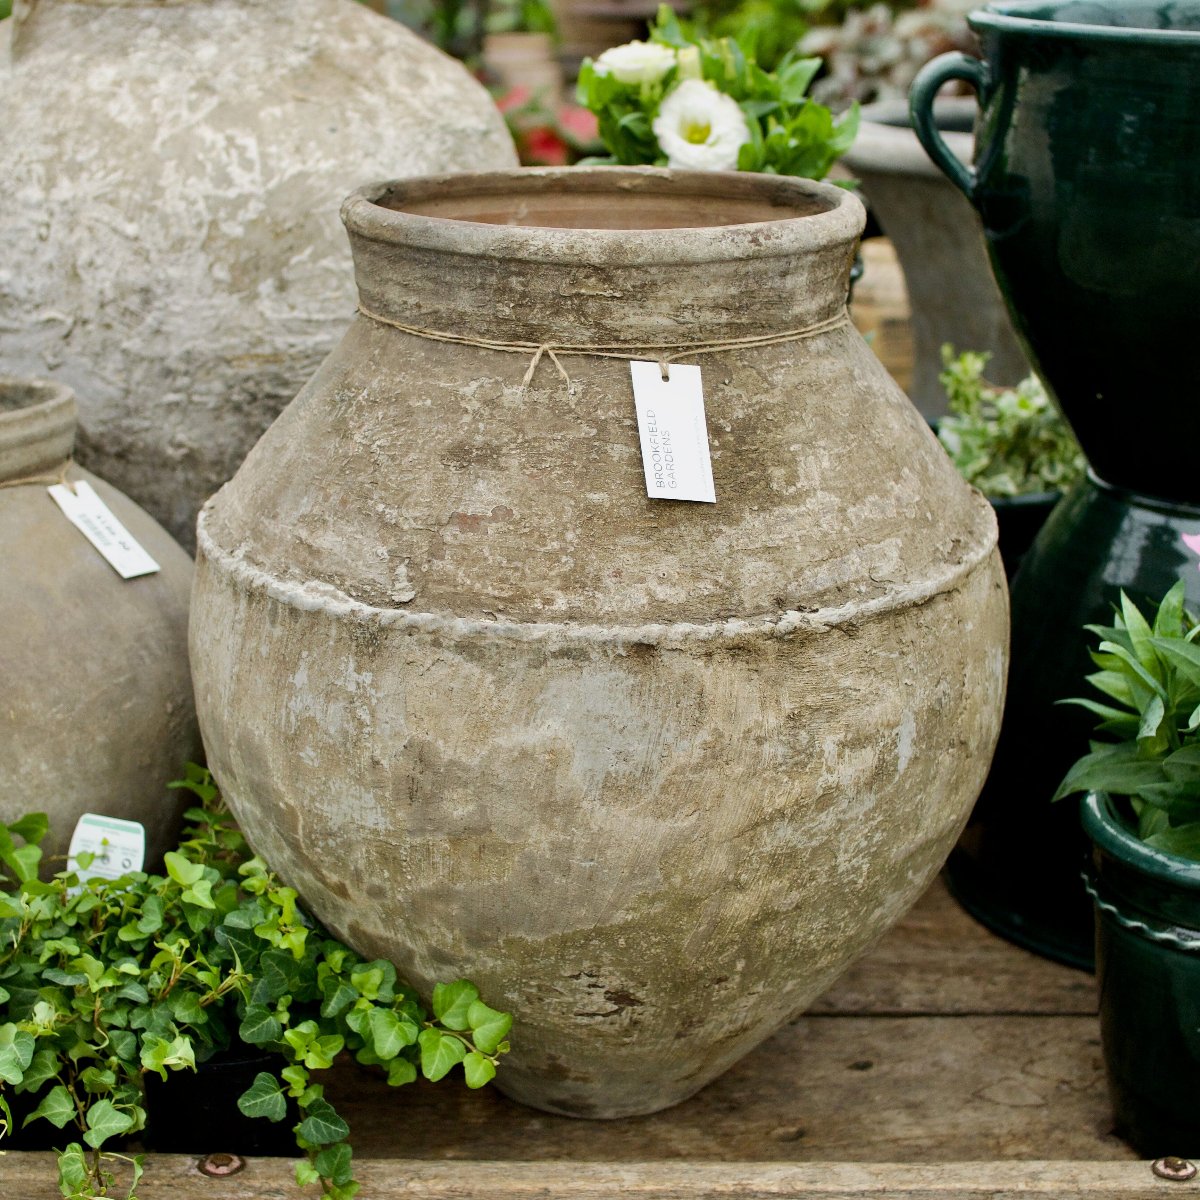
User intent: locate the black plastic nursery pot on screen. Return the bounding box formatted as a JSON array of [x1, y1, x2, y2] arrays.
[[1081, 792, 1200, 1158], [142, 1047, 297, 1156]]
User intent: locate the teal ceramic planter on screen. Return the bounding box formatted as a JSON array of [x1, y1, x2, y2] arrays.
[[911, 2, 1200, 966], [1082, 793, 1200, 1157], [910, 0, 1200, 502]]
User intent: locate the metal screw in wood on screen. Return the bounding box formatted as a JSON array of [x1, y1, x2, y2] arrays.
[[1152, 1157, 1198, 1182], [198, 1153, 246, 1178]]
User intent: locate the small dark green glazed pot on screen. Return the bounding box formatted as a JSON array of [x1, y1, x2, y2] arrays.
[[910, 0, 1200, 503], [1081, 792, 1200, 1157]]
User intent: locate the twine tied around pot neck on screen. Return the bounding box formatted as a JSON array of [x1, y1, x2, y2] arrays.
[[0, 459, 75, 491], [356, 304, 852, 391]]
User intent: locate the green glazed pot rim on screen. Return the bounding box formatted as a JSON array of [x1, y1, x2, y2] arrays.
[[1081, 792, 1200, 891], [971, 1, 1200, 44]]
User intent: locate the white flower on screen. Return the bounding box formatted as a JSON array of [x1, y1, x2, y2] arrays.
[[652, 80, 751, 172], [594, 40, 677, 86]]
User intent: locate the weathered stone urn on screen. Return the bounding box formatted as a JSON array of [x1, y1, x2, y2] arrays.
[[0, 379, 199, 868], [190, 168, 1009, 1117], [0, 0, 516, 547]]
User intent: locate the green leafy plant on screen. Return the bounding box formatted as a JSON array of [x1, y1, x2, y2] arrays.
[[0, 766, 511, 1199], [576, 4, 858, 180], [936, 347, 1085, 498], [688, 0, 812, 72], [1054, 582, 1200, 862]]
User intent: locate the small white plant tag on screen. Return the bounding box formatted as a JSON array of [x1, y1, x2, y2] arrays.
[[48, 480, 160, 579], [630, 361, 716, 504], [67, 814, 147, 885]]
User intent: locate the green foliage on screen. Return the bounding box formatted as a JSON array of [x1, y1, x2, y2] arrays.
[[0, 1, 11, 20], [936, 347, 1086, 499], [688, 0, 812, 72], [0, 769, 511, 1198], [1055, 582, 1200, 861], [576, 4, 858, 180], [485, 0, 555, 35]]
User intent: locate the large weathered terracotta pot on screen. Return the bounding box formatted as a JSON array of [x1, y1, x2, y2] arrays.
[[0, 378, 199, 867], [190, 167, 1009, 1118], [0, 0, 516, 547]]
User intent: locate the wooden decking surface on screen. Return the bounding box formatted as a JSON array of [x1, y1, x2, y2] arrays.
[[4, 877, 1193, 1198]]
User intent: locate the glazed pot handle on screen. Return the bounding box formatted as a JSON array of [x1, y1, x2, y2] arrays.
[[908, 53, 990, 204]]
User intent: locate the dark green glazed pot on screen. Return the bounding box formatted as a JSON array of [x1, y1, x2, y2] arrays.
[[913, 1, 1200, 967], [945, 478, 1200, 968], [910, 0, 1200, 502], [1081, 792, 1200, 1157]]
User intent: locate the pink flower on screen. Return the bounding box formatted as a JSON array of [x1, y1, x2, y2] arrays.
[[1182, 532, 1200, 569]]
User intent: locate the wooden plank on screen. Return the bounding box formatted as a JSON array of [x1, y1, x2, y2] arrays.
[[322, 1014, 1127, 1163], [812, 876, 1097, 1017], [0, 1156, 1191, 1199]]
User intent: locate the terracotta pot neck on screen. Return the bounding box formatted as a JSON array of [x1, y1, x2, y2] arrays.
[[342, 168, 865, 348], [0, 379, 77, 483]]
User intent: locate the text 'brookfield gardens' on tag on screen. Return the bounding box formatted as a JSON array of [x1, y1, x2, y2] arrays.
[[629, 360, 716, 504]]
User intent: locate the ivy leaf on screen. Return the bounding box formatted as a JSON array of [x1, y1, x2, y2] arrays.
[[237, 1072, 288, 1123], [296, 1160, 322, 1187], [7, 813, 49, 845], [369, 1008, 418, 1060], [320, 979, 359, 1020], [240, 1005, 284, 1046], [163, 852, 205, 888], [0, 1023, 35, 1085], [315, 1141, 354, 1187], [21, 1048, 62, 1093], [297, 1098, 350, 1146], [386, 1057, 417, 1087], [27, 1084, 76, 1129], [57, 1143, 91, 1195], [463, 1051, 497, 1089], [302, 1034, 344, 1071], [431, 980, 479, 1031], [418, 1028, 468, 1082], [466, 1000, 513, 1056], [83, 1098, 134, 1149]]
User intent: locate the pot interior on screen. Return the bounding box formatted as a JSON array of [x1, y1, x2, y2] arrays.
[[378, 173, 835, 231], [0, 380, 53, 414]]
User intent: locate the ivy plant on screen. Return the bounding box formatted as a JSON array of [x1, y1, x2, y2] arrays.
[[936, 347, 1085, 498], [1054, 582, 1200, 861], [0, 766, 511, 1199]]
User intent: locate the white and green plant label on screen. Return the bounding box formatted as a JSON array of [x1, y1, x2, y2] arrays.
[[67, 813, 146, 884]]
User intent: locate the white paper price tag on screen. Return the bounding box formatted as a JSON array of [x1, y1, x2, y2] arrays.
[[48, 480, 160, 579], [630, 361, 716, 504], [67, 814, 146, 885]]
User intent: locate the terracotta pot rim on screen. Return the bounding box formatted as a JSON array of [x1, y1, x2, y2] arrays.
[[342, 167, 865, 266], [0, 376, 77, 481], [973, 0, 1200, 45], [1082, 792, 1200, 893], [0, 375, 75, 419]]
